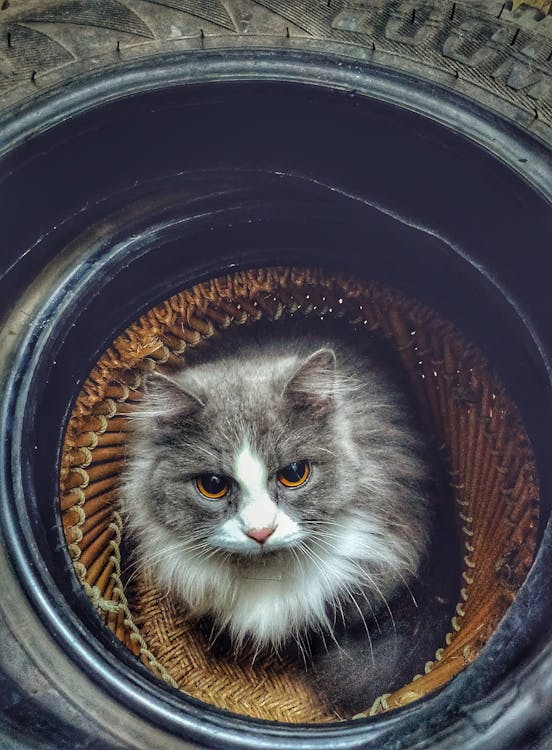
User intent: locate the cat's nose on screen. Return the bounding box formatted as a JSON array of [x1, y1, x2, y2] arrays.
[[245, 527, 275, 544]]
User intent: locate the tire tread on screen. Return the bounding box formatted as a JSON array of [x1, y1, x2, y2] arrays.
[[0, 1, 551, 142]]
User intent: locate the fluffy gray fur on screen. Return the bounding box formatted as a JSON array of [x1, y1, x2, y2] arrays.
[[120, 323, 434, 675]]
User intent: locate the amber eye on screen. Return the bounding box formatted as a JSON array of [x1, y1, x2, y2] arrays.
[[277, 460, 311, 488], [196, 474, 230, 499]]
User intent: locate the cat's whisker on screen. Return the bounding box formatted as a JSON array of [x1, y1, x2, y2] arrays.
[[312, 446, 337, 457], [305, 536, 383, 631], [122, 540, 192, 585], [289, 546, 307, 583], [308, 517, 414, 533], [309, 535, 398, 625], [300, 541, 375, 641], [206, 617, 227, 651], [301, 635, 312, 669], [296, 542, 348, 644], [288, 547, 346, 652], [311, 540, 394, 632], [383, 564, 418, 608], [342, 564, 397, 635], [306, 528, 407, 570]]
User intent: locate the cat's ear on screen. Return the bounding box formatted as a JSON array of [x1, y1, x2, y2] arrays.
[[282, 349, 336, 412], [141, 371, 205, 423]]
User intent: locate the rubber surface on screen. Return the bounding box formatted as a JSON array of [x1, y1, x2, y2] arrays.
[[1, 0, 551, 145]]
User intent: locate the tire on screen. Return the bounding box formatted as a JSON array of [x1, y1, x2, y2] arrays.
[[0, 2, 551, 749]]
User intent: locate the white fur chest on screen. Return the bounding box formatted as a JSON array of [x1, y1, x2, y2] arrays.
[[154, 516, 398, 651]]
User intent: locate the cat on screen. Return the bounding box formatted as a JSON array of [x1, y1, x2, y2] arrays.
[[120, 320, 457, 714]]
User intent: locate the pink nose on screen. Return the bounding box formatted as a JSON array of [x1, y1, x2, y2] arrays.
[[245, 527, 275, 544]]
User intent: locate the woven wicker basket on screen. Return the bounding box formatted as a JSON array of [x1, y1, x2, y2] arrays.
[[60, 267, 539, 723]]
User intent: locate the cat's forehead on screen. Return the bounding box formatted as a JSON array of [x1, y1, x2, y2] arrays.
[[171, 359, 285, 454], [182, 355, 294, 420], [167, 348, 336, 469], [233, 442, 267, 489], [187, 352, 299, 391]]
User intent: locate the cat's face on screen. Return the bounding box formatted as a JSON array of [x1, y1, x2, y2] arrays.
[[136, 349, 342, 561], [175, 447, 313, 556]]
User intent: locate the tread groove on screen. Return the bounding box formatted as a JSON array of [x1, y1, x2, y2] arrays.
[[0, 1, 550, 141]]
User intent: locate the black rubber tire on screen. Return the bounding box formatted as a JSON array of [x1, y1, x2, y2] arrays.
[[0, 2, 551, 749], [1, 0, 552, 145]]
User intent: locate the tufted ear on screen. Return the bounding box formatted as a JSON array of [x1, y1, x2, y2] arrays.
[[282, 349, 336, 413], [140, 371, 205, 425]]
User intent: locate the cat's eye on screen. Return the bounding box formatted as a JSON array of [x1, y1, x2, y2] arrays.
[[196, 473, 230, 499], [277, 460, 311, 488]]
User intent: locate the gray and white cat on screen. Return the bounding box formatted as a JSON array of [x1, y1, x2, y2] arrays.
[[121, 321, 454, 713]]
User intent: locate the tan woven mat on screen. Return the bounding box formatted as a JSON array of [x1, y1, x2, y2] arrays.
[[60, 268, 539, 721]]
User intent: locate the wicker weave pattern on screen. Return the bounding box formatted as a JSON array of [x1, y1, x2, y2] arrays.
[[60, 268, 539, 721]]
